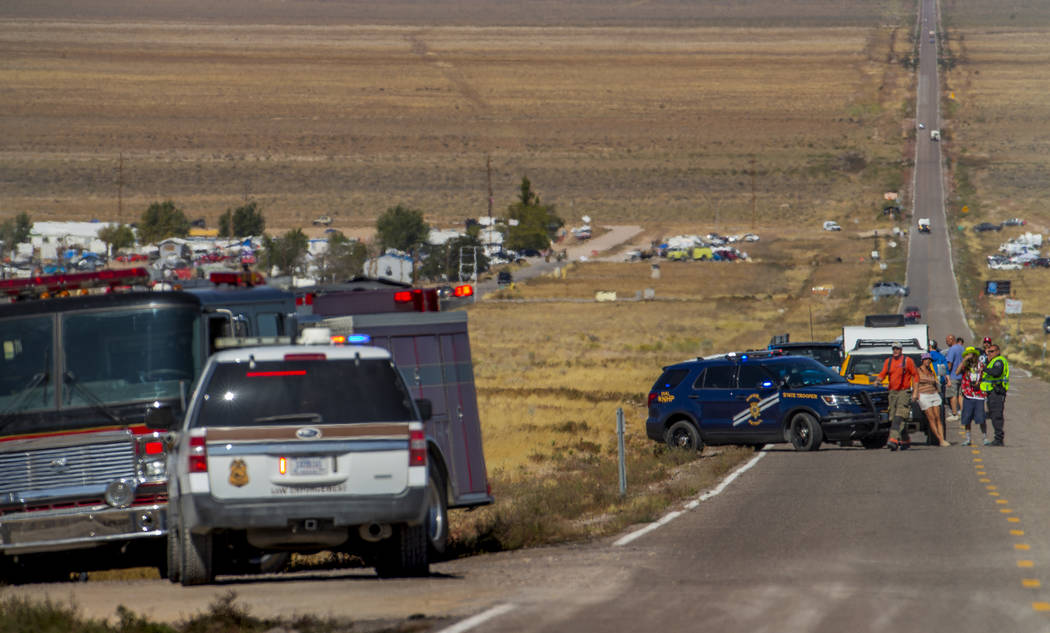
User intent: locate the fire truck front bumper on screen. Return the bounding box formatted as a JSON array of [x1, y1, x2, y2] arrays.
[[0, 504, 166, 555]]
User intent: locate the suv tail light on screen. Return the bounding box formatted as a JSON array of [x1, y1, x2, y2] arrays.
[[189, 434, 208, 472], [647, 391, 658, 406], [409, 429, 427, 467]]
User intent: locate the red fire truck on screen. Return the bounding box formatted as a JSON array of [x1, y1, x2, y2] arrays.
[[0, 269, 298, 581]]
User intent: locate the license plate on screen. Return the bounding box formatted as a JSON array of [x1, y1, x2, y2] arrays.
[[290, 456, 329, 476]]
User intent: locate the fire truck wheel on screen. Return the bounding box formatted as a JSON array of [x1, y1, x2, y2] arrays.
[[426, 465, 448, 559], [180, 526, 214, 586]]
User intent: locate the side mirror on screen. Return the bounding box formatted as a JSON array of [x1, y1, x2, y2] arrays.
[[145, 404, 177, 430], [415, 398, 433, 422], [846, 373, 855, 381]]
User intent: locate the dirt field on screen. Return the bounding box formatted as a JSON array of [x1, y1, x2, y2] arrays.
[[938, 0, 1050, 367], [0, 0, 913, 237]]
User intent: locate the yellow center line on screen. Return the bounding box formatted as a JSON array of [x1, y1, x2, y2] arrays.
[[990, 492, 1001, 497], [1016, 544, 1032, 551], [1018, 560, 1034, 568], [977, 471, 988, 476], [1012, 530, 1026, 536], [1008, 517, 1021, 523], [986, 485, 998, 490], [996, 499, 1009, 504], [1023, 579, 1041, 588], [1001, 509, 1014, 514], [972, 450, 981, 455], [1033, 602, 1050, 612], [974, 458, 983, 463]]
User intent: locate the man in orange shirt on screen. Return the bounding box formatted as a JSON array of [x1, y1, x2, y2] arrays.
[[873, 342, 919, 451]]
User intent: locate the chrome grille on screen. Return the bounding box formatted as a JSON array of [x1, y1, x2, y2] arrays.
[[0, 441, 136, 497]]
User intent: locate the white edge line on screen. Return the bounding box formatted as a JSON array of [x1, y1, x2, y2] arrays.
[[612, 447, 769, 547], [435, 603, 517, 633]]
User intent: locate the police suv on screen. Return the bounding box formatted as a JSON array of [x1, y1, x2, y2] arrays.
[[646, 352, 890, 451], [152, 331, 442, 585]]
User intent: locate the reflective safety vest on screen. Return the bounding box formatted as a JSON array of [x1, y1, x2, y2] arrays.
[[979, 355, 1010, 393]]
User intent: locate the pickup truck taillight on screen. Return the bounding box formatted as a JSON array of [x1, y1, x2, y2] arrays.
[[189, 434, 208, 472], [409, 429, 427, 467]]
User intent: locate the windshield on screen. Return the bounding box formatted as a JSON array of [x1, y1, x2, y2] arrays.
[[62, 306, 202, 410], [765, 358, 847, 388], [846, 353, 922, 376], [0, 315, 55, 415], [193, 359, 416, 428]]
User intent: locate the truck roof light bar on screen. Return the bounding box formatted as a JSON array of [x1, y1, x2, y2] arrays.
[[0, 268, 151, 301]]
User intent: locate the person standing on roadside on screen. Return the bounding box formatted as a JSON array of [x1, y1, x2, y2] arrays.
[[944, 334, 965, 421], [980, 336, 993, 364], [959, 346, 987, 446], [873, 342, 918, 451], [914, 353, 949, 447], [980, 343, 1009, 446]]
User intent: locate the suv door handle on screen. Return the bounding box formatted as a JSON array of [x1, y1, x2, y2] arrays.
[[688, 395, 700, 399]]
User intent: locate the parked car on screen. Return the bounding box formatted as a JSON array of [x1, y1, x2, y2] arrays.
[[872, 281, 909, 298], [822, 221, 842, 232], [917, 218, 931, 233], [903, 306, 922, 323], [497, 271, 513, 287], [1044, 316, 1050, 334], [973, 222, 1003, 232], [1025, 258, 1050, 268], [1003, 218, 1026, 226], [312, 215, 333, 227]]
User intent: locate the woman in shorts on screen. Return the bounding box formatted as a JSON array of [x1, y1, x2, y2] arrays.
[[913, 353, 949, 446], [958, 346, 987, 446]]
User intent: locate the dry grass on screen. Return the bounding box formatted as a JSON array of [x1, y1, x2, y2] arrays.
[[0, 7, 912, 234], [939, 9, 1050, 375]]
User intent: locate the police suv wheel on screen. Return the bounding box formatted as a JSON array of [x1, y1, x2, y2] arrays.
[[666, 421, 702, 451], [787, 413, 823, 452]]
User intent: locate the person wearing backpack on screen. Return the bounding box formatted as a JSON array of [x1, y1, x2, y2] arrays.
[[872, 342, 919, 451], [979, 343, 1009, 446]]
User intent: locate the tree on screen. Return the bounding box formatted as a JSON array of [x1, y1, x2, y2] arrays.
[[0, 212, 32, 249], [261, 228, 309, 277], [505, 177, 562, 252], [97, 223, 136, 256], [419, 234, 489, 282], [376, 204, 430, 254], [316, 231, 369, 283], [218, 201, 265, 238], [137, 200, 190, 245]]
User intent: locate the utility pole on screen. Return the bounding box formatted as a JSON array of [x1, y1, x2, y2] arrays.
[[117, 152, 124, 223], [486, 154, 494, 222], [750, 156, 757, 229]]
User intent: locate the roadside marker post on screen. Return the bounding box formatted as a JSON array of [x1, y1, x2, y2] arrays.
[[617, 408, 627, 498]]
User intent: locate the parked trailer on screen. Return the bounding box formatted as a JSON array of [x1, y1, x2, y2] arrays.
[[302, 281, 493, 512]]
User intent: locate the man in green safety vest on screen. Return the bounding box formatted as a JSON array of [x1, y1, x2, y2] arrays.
[[979, 342, 1009, 446]]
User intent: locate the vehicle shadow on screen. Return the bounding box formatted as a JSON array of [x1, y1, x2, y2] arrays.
[[210, 569, 461, 586]]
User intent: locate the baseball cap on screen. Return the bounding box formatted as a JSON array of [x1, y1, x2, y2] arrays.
[[892, 341, 902, 349], [921, 352, 931, 360], [983, 336, 992, 344], [964, 346, 978, 355]]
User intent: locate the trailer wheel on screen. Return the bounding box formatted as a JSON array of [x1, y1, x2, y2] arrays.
[[788, 413, 823, 451], [180, 526, 214, 586]]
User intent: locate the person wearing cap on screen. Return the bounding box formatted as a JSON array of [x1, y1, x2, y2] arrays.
[[873, 342, 919, 450], [914, 352, 949, 446], [958, 346, 987, 446], [944, 334, 965, 420], [980, 336, 993, 365], [979, 343, 1009, 446]]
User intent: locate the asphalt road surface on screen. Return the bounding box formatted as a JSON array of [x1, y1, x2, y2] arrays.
[[12, 3, 1049, 631]]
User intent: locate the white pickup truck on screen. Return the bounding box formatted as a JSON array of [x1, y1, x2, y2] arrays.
[[154, 337, 441, 585]]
